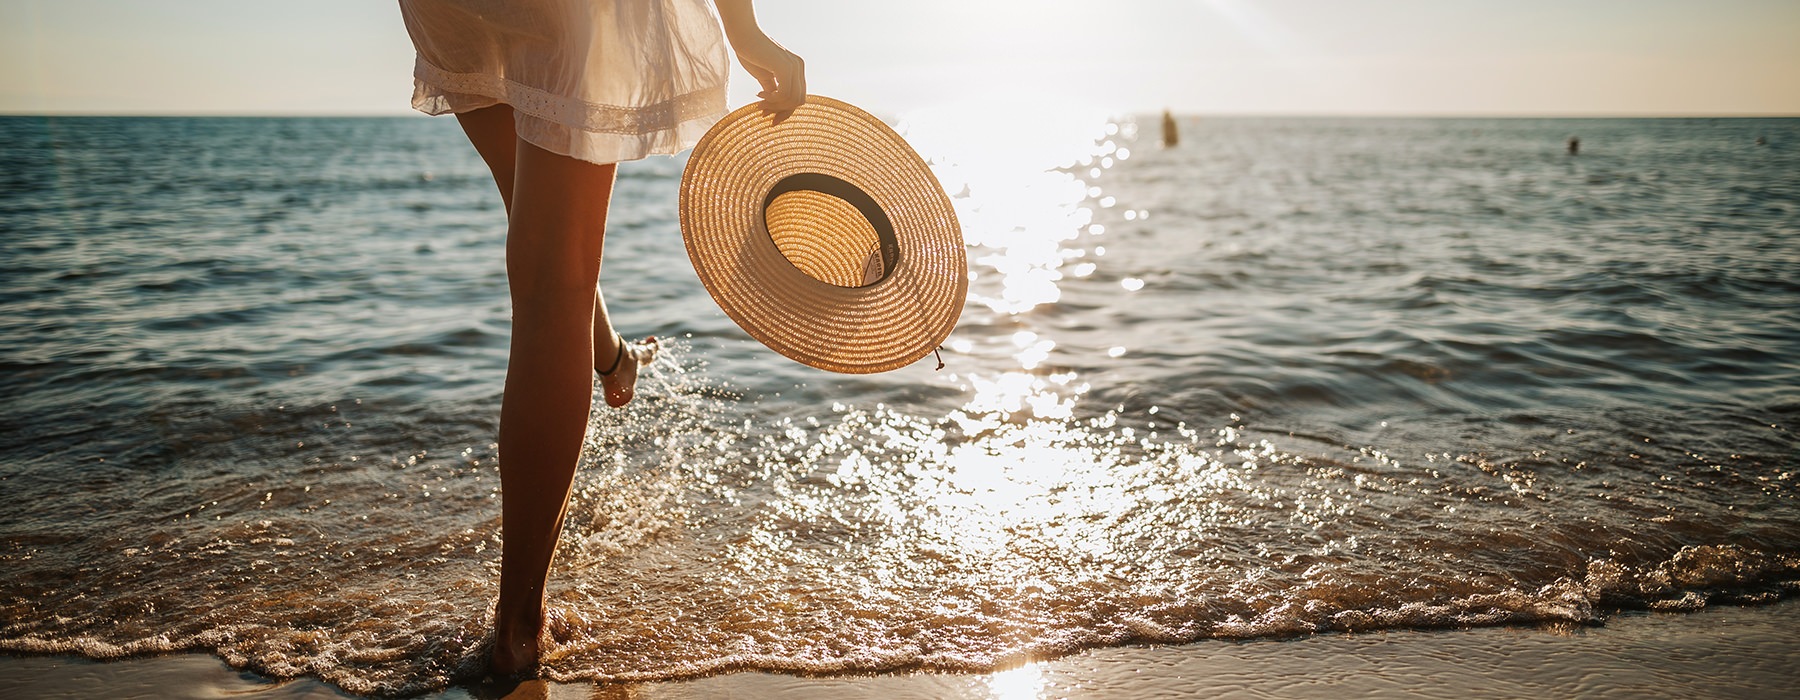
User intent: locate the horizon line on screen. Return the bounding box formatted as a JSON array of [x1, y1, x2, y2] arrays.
[[3, 109, 1798, 120]]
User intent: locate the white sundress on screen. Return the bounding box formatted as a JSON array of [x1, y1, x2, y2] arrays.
[[398, 0, 730, 165]]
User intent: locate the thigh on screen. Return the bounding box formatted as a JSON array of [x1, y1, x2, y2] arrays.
[[510, 138, 617, 242], [456, 105, 520, 212], [504, 138, 618, 288]]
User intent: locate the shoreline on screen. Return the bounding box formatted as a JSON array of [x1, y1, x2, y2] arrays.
[[4, 600, 1797, 699]]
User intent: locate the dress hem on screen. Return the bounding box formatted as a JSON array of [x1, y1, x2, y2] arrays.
[[409, 56, 726, 165]]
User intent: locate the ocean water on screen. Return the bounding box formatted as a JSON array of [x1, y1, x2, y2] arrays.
[[1, 113, 1796, 695]]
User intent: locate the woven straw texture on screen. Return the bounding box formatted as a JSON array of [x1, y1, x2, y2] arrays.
[[680, 96, 967, 374]]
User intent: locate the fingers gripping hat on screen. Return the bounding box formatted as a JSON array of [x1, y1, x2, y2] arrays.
[[679, 96, 967, 374]]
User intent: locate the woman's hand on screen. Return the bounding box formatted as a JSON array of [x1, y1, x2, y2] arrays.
[[714, 1, 806, 114]]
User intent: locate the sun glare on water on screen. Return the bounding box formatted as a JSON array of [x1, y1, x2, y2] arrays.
[[987, 661, 1047, 699], [898, 98, 1138, 426], [810, 101, 1171, 606], [900, 101, 1133, 318]]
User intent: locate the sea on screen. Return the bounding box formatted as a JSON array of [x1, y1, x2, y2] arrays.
[[1, 113, 1796, 696]]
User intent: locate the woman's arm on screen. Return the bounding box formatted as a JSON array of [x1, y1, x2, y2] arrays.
[[714, 0, 806, 112]]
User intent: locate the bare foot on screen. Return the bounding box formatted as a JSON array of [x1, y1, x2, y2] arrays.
[[491, 608, 542, 679], [595, 335, 658, 408]]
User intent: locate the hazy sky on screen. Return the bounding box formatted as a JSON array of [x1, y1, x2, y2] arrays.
[[3, 0, 1797, 116]]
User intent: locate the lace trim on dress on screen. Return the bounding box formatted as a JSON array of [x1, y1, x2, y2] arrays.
[[413, 57, 725, 136]]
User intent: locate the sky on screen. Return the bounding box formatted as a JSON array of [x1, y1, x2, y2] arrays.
[[2, 0, 1797, 117]]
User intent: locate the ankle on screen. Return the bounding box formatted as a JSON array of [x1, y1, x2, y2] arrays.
[[498, 602, 541, 628], [595, 333, 626, 375]]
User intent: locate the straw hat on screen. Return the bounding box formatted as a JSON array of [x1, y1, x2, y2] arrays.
[[679, 95, 967, 374]]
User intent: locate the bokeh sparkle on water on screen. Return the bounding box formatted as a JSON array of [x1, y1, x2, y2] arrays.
[[1, 114, 1797, 695]]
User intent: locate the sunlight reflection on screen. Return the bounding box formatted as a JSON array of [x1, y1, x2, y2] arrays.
[[921, 396, 1142, 567], [900, 103, 1128, 317], [784, 104, 1183, 620], [899, 104, 1141, 440], [696, 394, 1268, 675], [957, 371, 1084, 422], [986, 662, 1045, 700]]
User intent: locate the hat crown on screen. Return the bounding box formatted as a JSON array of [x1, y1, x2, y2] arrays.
[[762, 173, 898, 289]]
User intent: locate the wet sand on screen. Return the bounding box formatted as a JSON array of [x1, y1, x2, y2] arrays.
[[3, 600, 1796, 699]]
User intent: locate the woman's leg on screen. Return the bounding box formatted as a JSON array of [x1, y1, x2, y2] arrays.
[[456, 106, 657, 408], [452, 106, 651, 676], [491, 137, 616, 676], [457, 106, 519, 211]]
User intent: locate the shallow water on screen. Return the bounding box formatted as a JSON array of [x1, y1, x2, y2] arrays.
[[1, 114, 1796, 695]]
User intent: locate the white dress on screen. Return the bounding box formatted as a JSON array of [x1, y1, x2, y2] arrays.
[[398, 0, 730, 165]]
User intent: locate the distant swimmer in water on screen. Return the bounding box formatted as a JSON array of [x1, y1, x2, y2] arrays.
[[1162, 109, 1179, 148], [1567, 136, 1580, 155], [1756, 136, 1767, 146], [397, 0, 805, 679]]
